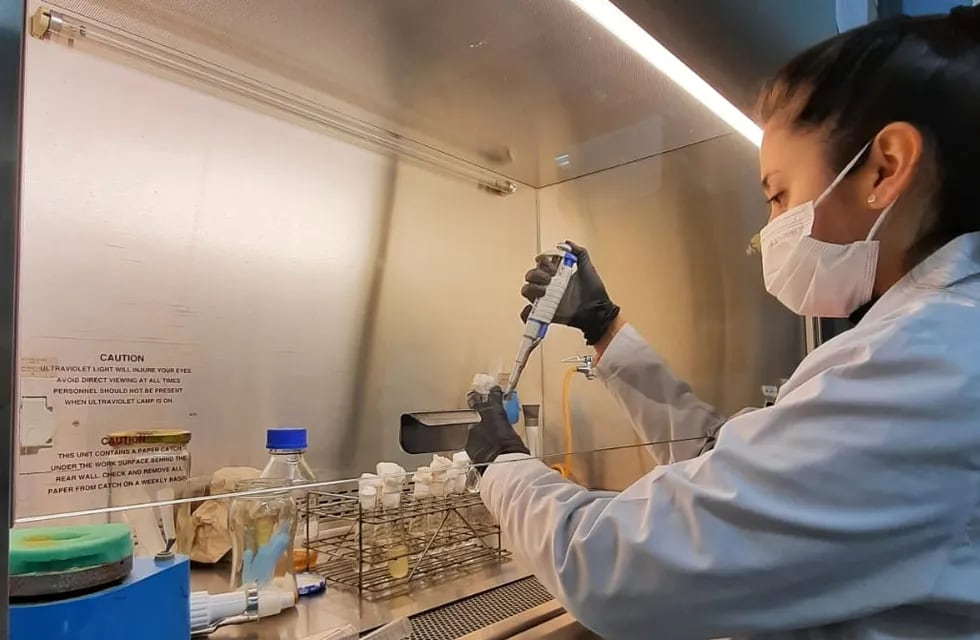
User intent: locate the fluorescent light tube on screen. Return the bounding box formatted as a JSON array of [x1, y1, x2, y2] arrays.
[[566, 0, 764, 147]]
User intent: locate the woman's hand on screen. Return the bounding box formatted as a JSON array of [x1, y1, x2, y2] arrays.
[[520, 241, 621, 346], [465, 387, 529, 470]]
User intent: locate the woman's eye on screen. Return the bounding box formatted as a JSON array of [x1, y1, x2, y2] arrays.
[[767, 192, 787, 215], [765, 191, 788, 220]]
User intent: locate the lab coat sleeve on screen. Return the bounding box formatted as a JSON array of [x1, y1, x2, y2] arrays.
[[483, 324, 978, 639], [595, 324, 727, 463]]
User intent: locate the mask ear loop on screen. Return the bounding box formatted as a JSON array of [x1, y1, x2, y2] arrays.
[[815, 141, 873, 208], [866, 201, 895, 241]]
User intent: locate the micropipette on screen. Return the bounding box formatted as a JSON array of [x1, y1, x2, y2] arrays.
[[504, 243, 578, 396]]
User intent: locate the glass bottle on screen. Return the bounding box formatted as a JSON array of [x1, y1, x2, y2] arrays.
[[260, 428, 317, 564], [229, 478, 298, 596], [106, 429, 192, 558]]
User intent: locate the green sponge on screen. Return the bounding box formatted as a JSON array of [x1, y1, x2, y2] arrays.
[[9, 524, 133, 576]]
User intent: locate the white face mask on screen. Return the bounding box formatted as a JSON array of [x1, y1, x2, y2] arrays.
[[760, 142, 894, 318]]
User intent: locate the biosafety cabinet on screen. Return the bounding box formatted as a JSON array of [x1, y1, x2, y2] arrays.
[[0, 1, 839, 637]]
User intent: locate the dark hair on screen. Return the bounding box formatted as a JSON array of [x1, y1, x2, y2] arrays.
[[758, 5, 980, 266]]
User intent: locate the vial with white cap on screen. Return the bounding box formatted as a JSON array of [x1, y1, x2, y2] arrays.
[[451, 452, 472, 493], [451, 451, 484, 548], [409, 466, 433, 543], [354, 473, 381, 572], [375, 462, 409, 579], [444, 467, 466, 551], [428, 455, 452, 539], [429, 454, 451, 497]]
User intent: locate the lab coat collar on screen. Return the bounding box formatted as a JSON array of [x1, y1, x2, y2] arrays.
[[862, 231, 980, 324]]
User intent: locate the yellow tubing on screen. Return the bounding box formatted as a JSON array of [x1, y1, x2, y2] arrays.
[[550, 367, 578, 481]]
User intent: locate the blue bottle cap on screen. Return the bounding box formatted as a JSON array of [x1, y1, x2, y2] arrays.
[[266, 428, 308, 450], [297, 572, 327, 597]]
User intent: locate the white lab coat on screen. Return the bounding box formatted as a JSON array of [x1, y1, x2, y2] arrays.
[[593, 323, 730, 465], [482, 232, 980, 639]]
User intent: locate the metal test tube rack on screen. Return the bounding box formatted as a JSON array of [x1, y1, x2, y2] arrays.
[[302, 481, 510, 600]]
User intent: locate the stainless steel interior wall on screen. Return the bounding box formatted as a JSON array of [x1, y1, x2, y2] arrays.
[[325, 161, 542, 476], [536, 134, 804, 490], [15, 36, 541, 519]]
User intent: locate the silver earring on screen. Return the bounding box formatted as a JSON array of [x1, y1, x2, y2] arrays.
[[867, 193, 877, 205]]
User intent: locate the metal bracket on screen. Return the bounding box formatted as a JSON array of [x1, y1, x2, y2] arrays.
[[761, 379, 788, 407], [478, 179, 518, 196], [399, 410, 480, 454], [561, 354, 595, 380]]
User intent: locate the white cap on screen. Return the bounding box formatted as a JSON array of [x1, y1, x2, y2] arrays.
[[377, 463, 406, 502], [472, 373, 496, 396], [414, 466, 432, 484], [376, 462, 405, 482], [359, 484, 378, 510], [413, 480, 431, 498], [359, 473, 382, 492], [431, 454, 452, 470], [359, 472, 378, 484], [451, 451, 470, 467]]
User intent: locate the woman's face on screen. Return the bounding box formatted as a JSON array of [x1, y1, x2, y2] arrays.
[[759, 121, 879, 245], [759, 117, 926, 294]]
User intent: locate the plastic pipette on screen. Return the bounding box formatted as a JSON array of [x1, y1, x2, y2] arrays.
[[504, 243, 578, 396], [190, 588, 295, 635]]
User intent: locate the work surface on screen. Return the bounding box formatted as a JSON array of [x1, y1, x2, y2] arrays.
[[191, 561, 533, 639]]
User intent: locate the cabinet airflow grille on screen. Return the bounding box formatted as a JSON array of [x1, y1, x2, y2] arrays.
[[408, 576, 553, 640]]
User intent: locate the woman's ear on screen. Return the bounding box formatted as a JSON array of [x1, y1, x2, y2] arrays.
[[865, 122, 923, 211]]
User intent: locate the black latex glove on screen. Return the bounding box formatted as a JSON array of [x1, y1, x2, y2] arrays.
[[466, 386, 529, 470], [520, 241, 620, 346]]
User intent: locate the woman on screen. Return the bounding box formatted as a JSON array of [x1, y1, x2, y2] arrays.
[[465, 6, 980, 639]]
